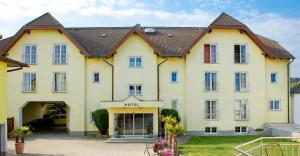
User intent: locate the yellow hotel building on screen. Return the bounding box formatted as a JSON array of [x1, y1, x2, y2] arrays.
[[0, 12, 295, 137]]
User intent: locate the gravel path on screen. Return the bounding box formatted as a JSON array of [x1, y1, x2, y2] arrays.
[[7, 133, 149, 156]]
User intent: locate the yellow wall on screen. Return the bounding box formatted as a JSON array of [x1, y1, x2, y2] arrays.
[[6, 30, 85, 134], [0, 62, 7, 124], [22, 103, 44, 124]]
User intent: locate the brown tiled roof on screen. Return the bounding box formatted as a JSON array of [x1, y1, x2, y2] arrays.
[[0, 12, 295, 59], [0, 56, 28, 67]]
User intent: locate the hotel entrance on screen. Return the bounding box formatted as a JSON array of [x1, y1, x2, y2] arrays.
[[114, 113, 153, 136]]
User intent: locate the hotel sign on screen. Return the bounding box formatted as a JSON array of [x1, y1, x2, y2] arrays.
[[124, 103, 140, 107]]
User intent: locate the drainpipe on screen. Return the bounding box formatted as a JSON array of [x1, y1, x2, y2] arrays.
[[103, 58, 114, 101], [288, 59, 294, 123], [157, 58, 167, 138]]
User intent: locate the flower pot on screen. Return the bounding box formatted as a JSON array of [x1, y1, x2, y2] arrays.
[[15, 142, 25, 154]]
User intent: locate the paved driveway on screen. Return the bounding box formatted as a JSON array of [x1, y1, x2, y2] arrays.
[[7, 133, 148, 156]]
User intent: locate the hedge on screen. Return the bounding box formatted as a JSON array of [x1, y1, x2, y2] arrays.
[[93, 109, 109, 135]]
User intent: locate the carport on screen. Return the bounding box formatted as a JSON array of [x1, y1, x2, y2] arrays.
[[20, 101, 70, 134]]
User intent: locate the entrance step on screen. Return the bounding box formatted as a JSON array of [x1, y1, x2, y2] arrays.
[[107, 136, 157, 143]]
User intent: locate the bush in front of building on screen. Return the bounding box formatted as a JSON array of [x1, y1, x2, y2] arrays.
[[161, 109, 181, 123], [93, 109, 109, 135]]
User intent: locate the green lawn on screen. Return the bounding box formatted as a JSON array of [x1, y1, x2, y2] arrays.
[[179, 135, 260, 156]]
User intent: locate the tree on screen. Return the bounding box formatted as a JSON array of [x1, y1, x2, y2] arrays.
[[166, 124, 186, 156], [93, 109, 109, 135], [161, 109, 181, 123], [161, 116, 177, 145]]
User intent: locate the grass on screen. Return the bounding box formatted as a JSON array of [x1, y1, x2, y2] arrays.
[[179, 135, 260, 156], [179, 135, 300, 156]]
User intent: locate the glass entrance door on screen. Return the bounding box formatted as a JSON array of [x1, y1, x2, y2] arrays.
[[114, 113, 153, 136]]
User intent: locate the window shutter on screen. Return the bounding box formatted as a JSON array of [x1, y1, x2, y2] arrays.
[[234, 45, 240, 63], [204, 44, 210, 63]]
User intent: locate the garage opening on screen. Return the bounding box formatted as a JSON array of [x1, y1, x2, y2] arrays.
[[21, 101, 70, 134]]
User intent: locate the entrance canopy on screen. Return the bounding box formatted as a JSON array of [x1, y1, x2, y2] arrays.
[[101, 96, 163, 108]]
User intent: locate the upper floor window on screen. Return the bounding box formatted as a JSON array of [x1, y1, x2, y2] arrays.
[[129, 56, 142, 68], [269, 100, 281, 111], [129, 84, 142, 96], [23, 73, 36, 93], [53, 44, 67, 64], [53, 72, 67, 92], [23, 45, 37, 64], [205, 72, 217, 91], [171, 71, 178, 83], [234, 44, 248, 64], [235, 72, 248, 92], [93, 72, 100, 83], [271, 72, 278, 84], [204, 100, 217, 120], [204, 44, 217, 64]]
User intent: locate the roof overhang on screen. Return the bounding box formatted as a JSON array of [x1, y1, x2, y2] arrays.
[[0, 56, 28, 67], [101, 96, 163, 108]]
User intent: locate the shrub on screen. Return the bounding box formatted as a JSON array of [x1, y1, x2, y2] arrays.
[[161, 109, 181, 123], [93, 109, 109, 135]]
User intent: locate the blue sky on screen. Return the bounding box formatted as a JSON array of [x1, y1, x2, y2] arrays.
[[0, 0, 299, 76]]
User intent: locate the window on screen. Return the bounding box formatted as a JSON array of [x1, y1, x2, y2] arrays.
[[234, 44, 247, 64], [204, 100, 217, 120], [172, 99, 178, 110], [171, 71, 178, 83], [53, 44, 67, 64], [269, 100, 281, 111], [205, 127, 217, 134], [204, 44, 217, 64], [23, 73, 36, 92], [53, 72, 67, 92], [235, 100, 248, 120], [90, 112, 94, 123], [129, 56, 142, 68], [235, 72, 248, 92], [93, 72, 100, 83], [271, 72, 278, 84], [23, 45, 37, 64], [129, 84, 142, 96], [235, 126, 247, 133], [205, 72, 217, 91]]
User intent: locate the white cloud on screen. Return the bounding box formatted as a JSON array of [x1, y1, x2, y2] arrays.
[[0, 0, 299, 76]]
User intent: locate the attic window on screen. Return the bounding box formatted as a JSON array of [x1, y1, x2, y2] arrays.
[[101, 34, 107, 37], [167, 34, 173, 37]]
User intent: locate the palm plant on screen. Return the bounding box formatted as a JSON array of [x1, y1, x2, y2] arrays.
[[166, 124, 186, 156], [161, 116, 177, 146], [9, 126, 32, 143]]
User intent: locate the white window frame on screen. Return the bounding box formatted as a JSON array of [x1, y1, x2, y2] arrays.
[[171, 99, 178, 111], [235, 72, 248, 92], [128, 56, 143, 68], [53, 72, 67, 93], [53, 44, 68, 64], [271, 72, 278, 84], [204, 100, 218, 120], [204, 43, 218, 64], [234, 44, 248, 64], [128, 84, 142, 96], [204, 72, 218, 92], [93, 72, 100, 83], [23, 44, 37, 65], [23, 72, 37, 93], [268, 100, 281, 111], [170, 71, 178, 83], [204, 127, 218, 134], [235, 126, 248, 134], [234, 99, 249, 120]]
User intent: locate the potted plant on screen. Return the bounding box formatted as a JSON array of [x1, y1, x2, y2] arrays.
[[9, 126, 32, 154], [114, 126, 122, 138]]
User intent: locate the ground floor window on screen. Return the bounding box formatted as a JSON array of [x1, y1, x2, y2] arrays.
[[114, 113, 153, 136], [235, 126, 247, 133], [205, 127, 217, 134]]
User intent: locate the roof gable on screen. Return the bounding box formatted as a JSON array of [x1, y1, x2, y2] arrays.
[[25, 12, 62, 27]]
